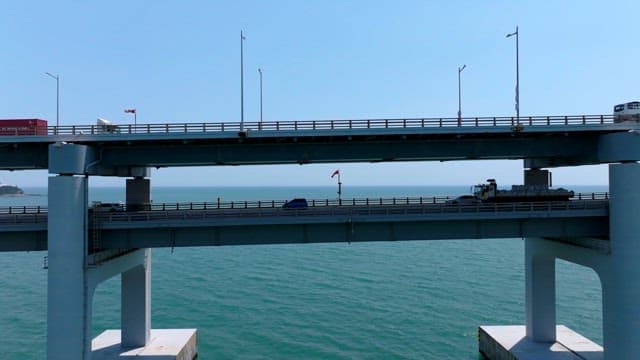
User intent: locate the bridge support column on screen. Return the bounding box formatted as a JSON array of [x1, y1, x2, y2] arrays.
[[524, 238, 556, 342], [126, 177, 150, 211], [523, 168, 556, 342], [122, 177, 152, 347], [47, 175, 92, 360], [602, 162, 640, 358], [121, 250, 151, 347]]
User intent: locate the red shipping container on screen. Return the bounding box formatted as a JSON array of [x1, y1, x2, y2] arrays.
[[0, 119, 48, 136]]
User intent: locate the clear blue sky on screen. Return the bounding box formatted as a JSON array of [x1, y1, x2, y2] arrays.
[[1, 1, 638, 187]]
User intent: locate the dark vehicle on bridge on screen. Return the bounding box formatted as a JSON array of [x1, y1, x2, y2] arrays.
[[282, 198, 308, 209], [473, 179, 573, 202], [90, 201, 125, 212], [445, 195, 482, 205]]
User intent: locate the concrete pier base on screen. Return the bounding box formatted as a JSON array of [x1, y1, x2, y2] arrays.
[[479, 325, 602, 360], [92, 329, 197, 359]]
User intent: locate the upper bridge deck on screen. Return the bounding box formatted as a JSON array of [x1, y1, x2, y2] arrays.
[[1, 115, 638, 171]]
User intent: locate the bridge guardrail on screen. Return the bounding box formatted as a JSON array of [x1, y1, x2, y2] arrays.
[[95, 196, 609, 223], [5, 114, 614, 136], [95, 199, 608, 222], [0, 192, 610, 218], [0, 198, 608, 226]]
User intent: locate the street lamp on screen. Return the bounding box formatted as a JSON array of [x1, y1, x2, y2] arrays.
[[506, 26, 519, 124], [45, 72, 60, 129], [258, 68, 263, 123], [331, 169, 342, 205], [240, 31, 246, 131], [457, 64, 466, 126]]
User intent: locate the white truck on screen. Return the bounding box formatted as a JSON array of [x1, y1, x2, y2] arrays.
[[613, 101, 640, 122]]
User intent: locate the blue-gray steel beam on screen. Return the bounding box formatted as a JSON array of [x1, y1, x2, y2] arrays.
[[0, 121, 636, 171], [0, 211, 608, 252]]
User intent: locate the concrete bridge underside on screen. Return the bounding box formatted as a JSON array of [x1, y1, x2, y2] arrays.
[[0, 206, 609, 252]]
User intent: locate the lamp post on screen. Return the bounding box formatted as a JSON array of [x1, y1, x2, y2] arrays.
[[45, 72, 60, 130], [457, 64, 466, 126], [258, 68, 263, 123], [331, 169, 341, 205], [240, 31, 246, 131], [506, 26, 519, 124]]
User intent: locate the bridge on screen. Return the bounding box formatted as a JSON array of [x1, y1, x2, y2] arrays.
[[0, 195, 610, 252], [3, 115, 640, 359]]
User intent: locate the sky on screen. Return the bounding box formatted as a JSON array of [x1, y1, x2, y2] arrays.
[[1, 1, 638, 187]]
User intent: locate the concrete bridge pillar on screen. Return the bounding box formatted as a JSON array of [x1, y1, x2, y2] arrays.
[[47, 174, 93, 360], [121, 251, 151, 348], [524, 238, 556, 342], [602, 162, 640, 358], [122, 177, 152, 347], [523, 168, 556, 342]]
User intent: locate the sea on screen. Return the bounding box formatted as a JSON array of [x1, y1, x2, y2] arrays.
[[0, 185, 606, 359]]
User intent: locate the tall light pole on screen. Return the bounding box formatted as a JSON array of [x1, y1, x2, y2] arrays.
[[457, 64, 466, 126], [258, 68, 263, 123], [240, 31, 246, 131], [331, 169, 341, 205], [506, 26, 519, 124], [45, 72, 60, 129]]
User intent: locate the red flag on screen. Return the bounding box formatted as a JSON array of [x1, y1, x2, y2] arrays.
[[124, 109, 136, 114], [331, 169, 340, 178]]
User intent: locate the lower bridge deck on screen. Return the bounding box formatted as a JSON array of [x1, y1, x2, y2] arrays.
[[0, 196, 610, 252]]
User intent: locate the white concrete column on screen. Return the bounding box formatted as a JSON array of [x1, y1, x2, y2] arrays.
[[121, 178, 152, 347], [602, 163, 640, 358], [121, 249, 151, 347], [524, 168, 556, 342], [524, 238, 556, 342], [47, 175, 92, 360]]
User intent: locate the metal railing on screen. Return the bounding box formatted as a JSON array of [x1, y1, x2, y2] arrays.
[[95, 197, 608, 224], [0, 115, 616, 137], [0, 197, 609, 226], [0, 192, 610, 217]]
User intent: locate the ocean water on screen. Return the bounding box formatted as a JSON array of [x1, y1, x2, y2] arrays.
[[0, 186, 605, 359]]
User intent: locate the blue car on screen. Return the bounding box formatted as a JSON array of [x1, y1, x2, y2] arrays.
[[282, 198, 308, 209]]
